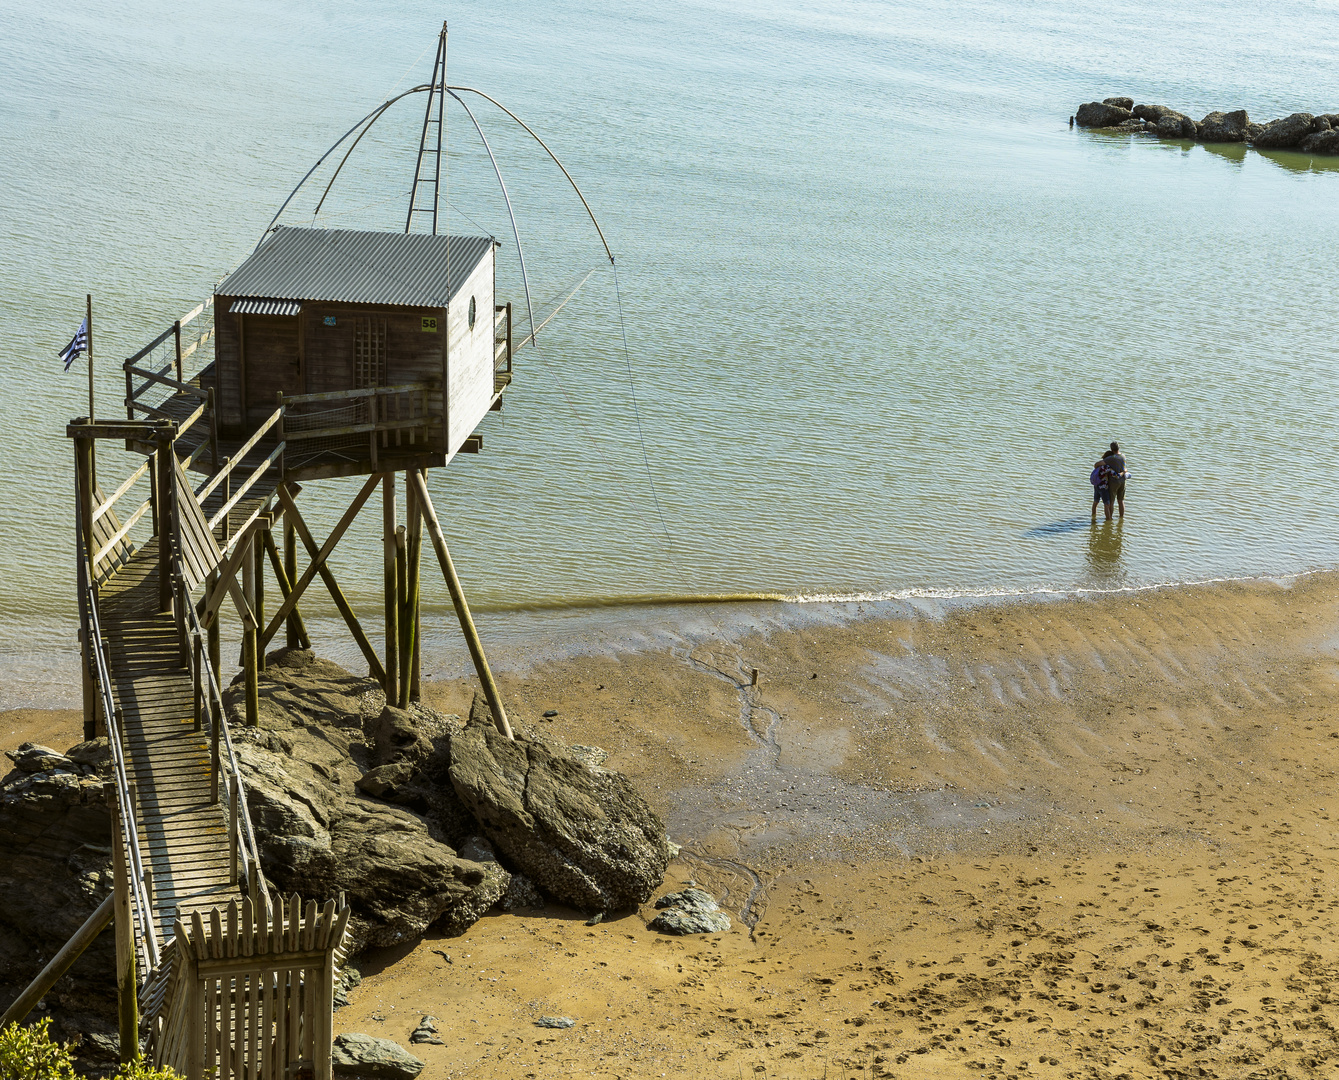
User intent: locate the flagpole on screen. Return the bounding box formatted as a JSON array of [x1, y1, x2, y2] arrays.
[[86, 294, 94, 420], [87, 293, 95, 489]]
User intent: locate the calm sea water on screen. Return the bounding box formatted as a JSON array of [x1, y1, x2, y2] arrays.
[[2, 0, 1338, 707]]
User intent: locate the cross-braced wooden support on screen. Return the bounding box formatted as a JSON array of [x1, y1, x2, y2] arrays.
[[410, 468, 514, 739]]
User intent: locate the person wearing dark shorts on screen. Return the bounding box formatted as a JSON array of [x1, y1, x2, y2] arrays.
[[1090, 460, 1112, 521], [1103, 442, 1128, 518]]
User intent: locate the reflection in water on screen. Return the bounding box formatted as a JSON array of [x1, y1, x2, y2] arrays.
[[1201, 142, 1249, 167], [1254, 148, 1339, 174], [1023, 517, 1091, 538], [1086, 521, 1124, 583]]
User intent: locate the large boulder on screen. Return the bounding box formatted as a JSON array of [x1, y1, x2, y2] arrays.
[[332, 1033, 425, 1079], [227, 650, 507, 950], [1301, 129, 1339, 155], [1252, 112, 1315, 148], [447, 695, 671, 913], [1134, 103, 1197, 138], [0, 744, 118, 1065], [1102, 96, 1134, 110], [1075, 101, 1132, 128], [1197, 109, 1250, 142]]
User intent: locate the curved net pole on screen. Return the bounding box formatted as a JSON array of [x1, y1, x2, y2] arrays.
[[447, 88, 537, 345], [449, 85, 615, 265], [255, 84, 431, 252], [311, 89, 431, 221]]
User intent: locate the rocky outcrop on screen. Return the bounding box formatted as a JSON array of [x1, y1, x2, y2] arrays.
[[1197, 109, 1250, 142], [1301, 129, 1339, 154], [649, 888, 732, 935], [225, 650, 507, 951], [1253, 112, 1316, 148], [447, 695, 671, 914], [332, 1033, 425, 1079], [0, 742, 119, 1067], [1075, 101, 1132, 128], [1073, 98, 1339, 154]]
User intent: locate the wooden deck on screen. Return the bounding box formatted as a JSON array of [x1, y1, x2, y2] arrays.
[[96, 460, 282, 946], [98, 536, 236, 945]]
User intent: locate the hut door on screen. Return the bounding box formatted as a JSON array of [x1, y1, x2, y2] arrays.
[[354, 318, 387, 390]]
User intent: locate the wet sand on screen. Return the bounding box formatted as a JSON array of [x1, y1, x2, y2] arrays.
[[7, 573, 1339, 1077]]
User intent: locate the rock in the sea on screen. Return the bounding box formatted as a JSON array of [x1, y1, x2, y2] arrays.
[[1075, 101, 1132, 128], [1300, 129, 1339, 155], [1102, 96, 1134, 110], [1133, 104, 1196, 138], [1252, 112, 1315, 148], [1245, 122, 1265, 141], [1313, 116, 1332, 132], [448, 694, 671, 913], [649, 888, 732, 935], [226, 650, 508, 951], [332, 1033, 425, 1079], [1197, 109, 1250, 142]]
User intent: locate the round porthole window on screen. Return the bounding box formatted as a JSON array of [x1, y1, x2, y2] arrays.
[[468, 295, 477, 330]]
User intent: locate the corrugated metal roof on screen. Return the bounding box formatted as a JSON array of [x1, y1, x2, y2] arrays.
[[230, 297, 302, 316], [217, 228, 494, 308]]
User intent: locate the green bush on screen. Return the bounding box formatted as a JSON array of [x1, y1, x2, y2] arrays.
[[0, 1019, 77, 1080], [0, 1019, 182, 1080], [111, 1059, 183, 1080]]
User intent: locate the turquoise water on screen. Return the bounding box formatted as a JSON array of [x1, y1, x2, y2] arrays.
[[2, 0, 1338, 705]]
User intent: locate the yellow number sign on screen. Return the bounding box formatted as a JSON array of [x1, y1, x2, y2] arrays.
[[421, 316, 438, 333]]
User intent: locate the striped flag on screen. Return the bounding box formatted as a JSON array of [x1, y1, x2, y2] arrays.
[[59, 317, 89, 371]]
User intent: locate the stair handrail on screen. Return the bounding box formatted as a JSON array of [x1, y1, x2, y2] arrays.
[[83, 578, 161, 973], [167, 440, 272, 918], [175, 573, 272, 916]]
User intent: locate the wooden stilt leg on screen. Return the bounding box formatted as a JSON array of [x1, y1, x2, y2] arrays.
[[284, 517, 300, 649], [264, 528, 311, 650], [255, 522, 267, 673], [408, 475, 422, 705], [409, 469, 514, 739], [395, 525, 409, 709], [243, 535, 259, 727], [383, 474, 399, 705]]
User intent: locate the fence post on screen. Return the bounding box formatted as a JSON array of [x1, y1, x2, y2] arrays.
[[107, 783, 139, 1063], [229, 776, 239, 885], [208, 387, 219, 472], [506, 300, 513, 373], [193, 635, 203, 732], [156, 429, 172, 613], [210, 692, 220, 805], [124, 360, 135, 422], [173, 320, 183, 385]]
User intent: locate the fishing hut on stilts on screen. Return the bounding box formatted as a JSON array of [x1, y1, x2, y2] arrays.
[[2, 21, 615, 1075]]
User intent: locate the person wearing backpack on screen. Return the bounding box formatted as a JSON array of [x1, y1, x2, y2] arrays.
[[1090, 459, 1113, 522], [1103, 442, 1129, 518]]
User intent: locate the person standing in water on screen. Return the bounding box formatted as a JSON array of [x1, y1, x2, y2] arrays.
[[1090, 459, 1113, 521], [1103, 442, 1129, 517]]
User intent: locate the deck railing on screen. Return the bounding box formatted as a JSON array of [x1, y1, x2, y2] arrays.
[[494, 302, 513, 390], [149, 895, 349, 1080], [124, 299, 216, 423], [81, 573, 162, 976], [279, 383, 435, 470]]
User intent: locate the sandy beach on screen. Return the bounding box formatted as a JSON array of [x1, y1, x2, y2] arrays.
[[7, 572, 1339, 1078]]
